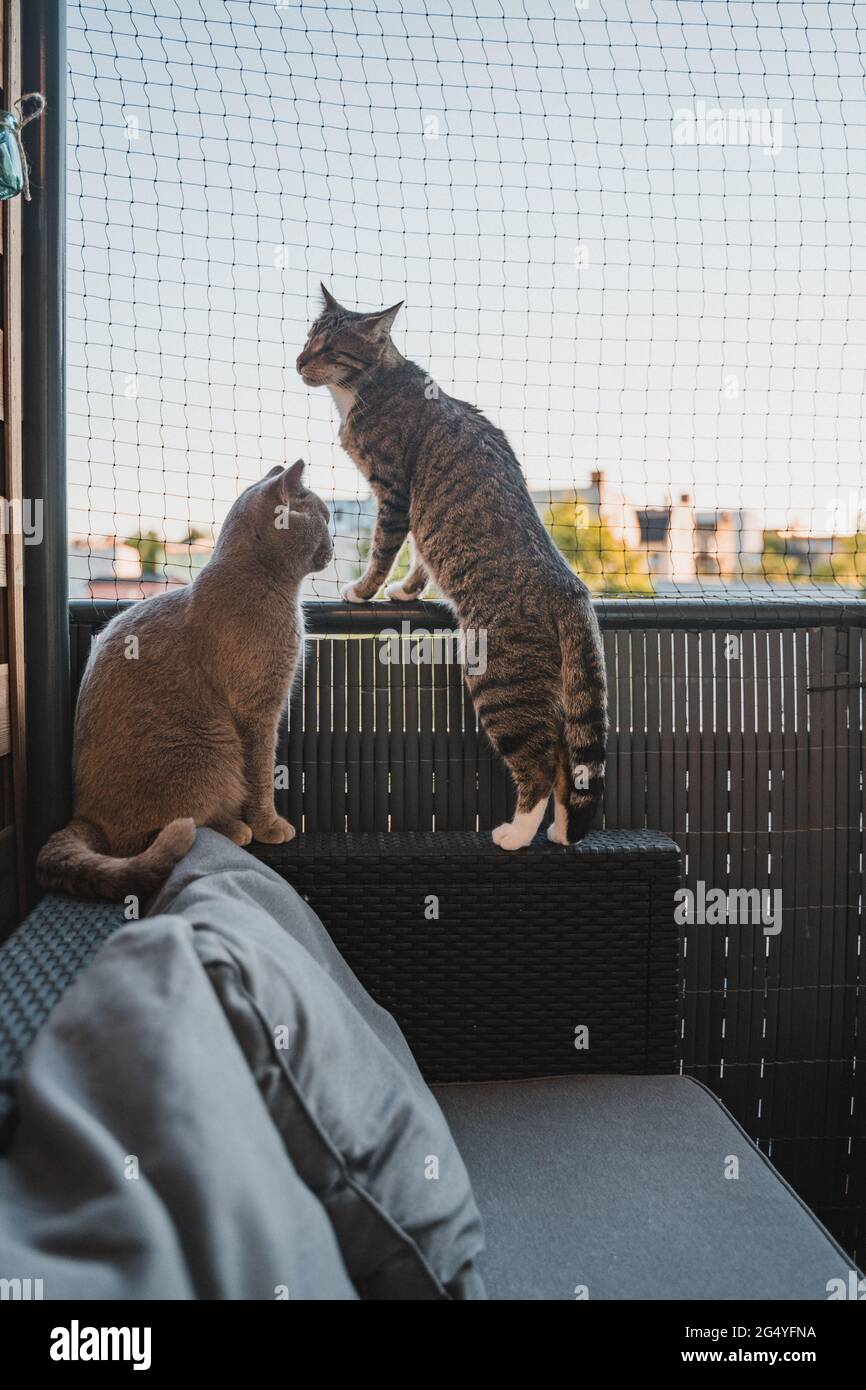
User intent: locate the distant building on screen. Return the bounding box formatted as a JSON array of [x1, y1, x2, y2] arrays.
[[67, 483, 813, 601], [635, 492, 761, 583], [773, 529, 836, 562], [69, 534, 211, 598], [532, 470, 643, 551], [68, 501, 374, 602], [761, 526, 840, 583], [69, 537, 143, 599], [695, 509, 763, 580], [325, 477, 766, 592], [87, 577, 187, 599]]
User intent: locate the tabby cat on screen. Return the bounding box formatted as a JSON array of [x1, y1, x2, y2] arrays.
[[37, 462, 332, 900], [297, 287, 607, 849]]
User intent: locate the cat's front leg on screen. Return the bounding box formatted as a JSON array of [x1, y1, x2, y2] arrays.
[[342, 502, 408, 602], [242, 721, 295, 844], [386, 538, 429, 600]]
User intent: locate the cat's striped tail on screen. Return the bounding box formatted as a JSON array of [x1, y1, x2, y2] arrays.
[[36, 816, 196, 902], [558, 596, 608, 843]]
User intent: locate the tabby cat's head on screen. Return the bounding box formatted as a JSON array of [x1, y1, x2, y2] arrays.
[[220, 462, 333, 575], [296, 285, 403, 387]]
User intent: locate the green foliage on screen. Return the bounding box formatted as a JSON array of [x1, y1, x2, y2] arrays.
[[760, 530, 807, 583], [546, 503, 654, 595], [761, 531, 866, 589], [811, 533, 866, 589], [125, 530, 166, 576], [355, 536, 411, 594]]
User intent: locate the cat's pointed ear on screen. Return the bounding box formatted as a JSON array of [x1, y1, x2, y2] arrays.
[[281, 458, 306, 500], [320, 283, 344, 314], [357, 300, 403, 340], [264, 464, 284, 480]]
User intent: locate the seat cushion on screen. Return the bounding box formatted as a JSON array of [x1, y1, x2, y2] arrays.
[[149, 829, 486, 1300], [0, 912, 359, 1300], [434, 1073, 855, 1300]]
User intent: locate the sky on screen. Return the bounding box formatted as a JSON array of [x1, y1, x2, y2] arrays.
[[66, 0, 866, 588]]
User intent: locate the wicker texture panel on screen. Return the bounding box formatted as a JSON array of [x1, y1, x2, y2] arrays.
[[0, 833, 680, 1143], [254, 829, 682, 1083], [64, 605, 866, 1262], [0, 892, 126, 1141]]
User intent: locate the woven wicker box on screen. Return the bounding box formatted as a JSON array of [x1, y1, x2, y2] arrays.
[[255, 829, 682, 1083]]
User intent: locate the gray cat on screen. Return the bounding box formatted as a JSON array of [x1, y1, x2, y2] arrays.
[[297, 287, 607, 849], [37, 462, 332, 900]]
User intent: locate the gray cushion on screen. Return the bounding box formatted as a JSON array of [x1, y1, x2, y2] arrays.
[[0, 913, 358, 1300], [435, 1074, 855, 1301], [150, 829, 486, 1300]]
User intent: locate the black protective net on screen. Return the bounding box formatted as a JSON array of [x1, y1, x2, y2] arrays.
[[68, 0, 866, 601]]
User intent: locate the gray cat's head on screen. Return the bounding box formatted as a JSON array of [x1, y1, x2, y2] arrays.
[[220, 462, 333, 574], [296, 285, 403, 387]]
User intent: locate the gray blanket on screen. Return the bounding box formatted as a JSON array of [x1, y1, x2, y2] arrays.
[[0, 831, 484, 1300]]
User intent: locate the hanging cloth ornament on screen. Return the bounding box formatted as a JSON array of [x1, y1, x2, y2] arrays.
[[0, 93, 46, 201]]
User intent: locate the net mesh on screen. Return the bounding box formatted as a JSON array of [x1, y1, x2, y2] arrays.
[[68, 0, 866, 601]]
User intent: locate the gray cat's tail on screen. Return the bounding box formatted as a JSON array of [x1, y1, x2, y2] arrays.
[[558, 598, 608, 843], [36, 817, 196, 902]]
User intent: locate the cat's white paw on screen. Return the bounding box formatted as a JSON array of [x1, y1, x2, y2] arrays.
[[341, 582, 366, 604], [492, 821, 534, 851], [385, 581, 414, 602], [251, 815, 296, 845], [492, 798, 549, 851], [547, 821, 569, 846]]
